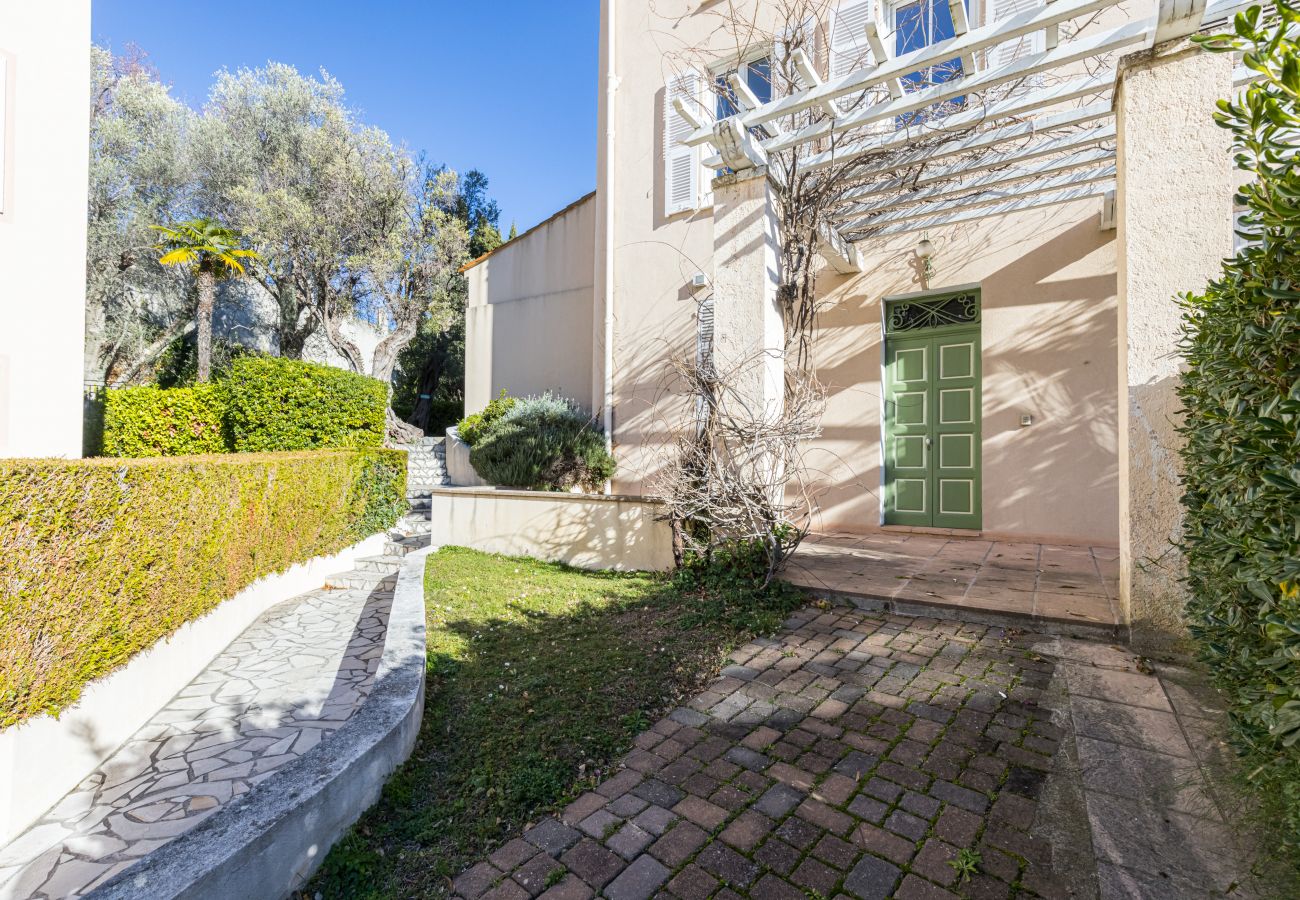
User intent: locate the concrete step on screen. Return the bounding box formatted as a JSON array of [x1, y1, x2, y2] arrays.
[[385, 533, 432, 556], [357, 554, 405, 574], [399, 518, 432, 535], [408, 498, 432, 513], [323, 569, 398, 591]]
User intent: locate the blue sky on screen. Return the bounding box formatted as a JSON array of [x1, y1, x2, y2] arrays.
[[92, 0, 599, 233]]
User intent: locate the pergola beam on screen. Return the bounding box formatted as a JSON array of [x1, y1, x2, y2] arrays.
[[794, 78, 1113, 173], [834, 146, 1115, 221], [684, 0, 1132, 147], [851, 181, 1115, 239], [761, 17, 1148, 155], [842, 122, 1116, 202], [841, 163, 1117, 231]]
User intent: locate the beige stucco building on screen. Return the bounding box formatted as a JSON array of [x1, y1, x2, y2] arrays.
[[0, 1, 91, 459], [463, 0, 1239, 644]]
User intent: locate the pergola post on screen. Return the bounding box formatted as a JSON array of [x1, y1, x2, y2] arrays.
[[1113, 29, 1234, 648], [710, 164, 785, 421]]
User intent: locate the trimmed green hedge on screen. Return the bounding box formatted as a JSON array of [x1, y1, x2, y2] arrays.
[[222, 357, 387, 452], [1183, 4, 1300, 863], [103, 385, 227, 457], [457, 391, 515, 447], [102, 356, 389, 457], [0, 450, 406, 728]]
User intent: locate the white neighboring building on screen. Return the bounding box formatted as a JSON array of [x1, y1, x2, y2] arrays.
[[0, 1, 91, 459]]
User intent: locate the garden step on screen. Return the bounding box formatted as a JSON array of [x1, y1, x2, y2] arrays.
[[356, 554, 405, 574], [385, 534, 431, 557], [323, 569, 398, 591], [398, 519, 432, 536]]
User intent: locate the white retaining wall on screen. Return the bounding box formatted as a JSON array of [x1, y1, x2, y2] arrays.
[[428, 486, 674, 572]]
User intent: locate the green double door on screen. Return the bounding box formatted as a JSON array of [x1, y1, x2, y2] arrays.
[[884, 326, 982, 529]]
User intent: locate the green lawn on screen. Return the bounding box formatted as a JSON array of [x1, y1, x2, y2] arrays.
[[307, 547, 803, 898]]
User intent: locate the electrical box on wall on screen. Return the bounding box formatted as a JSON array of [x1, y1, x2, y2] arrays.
[[691, 273, 709, 288], [1020, 414, 1034, 427]]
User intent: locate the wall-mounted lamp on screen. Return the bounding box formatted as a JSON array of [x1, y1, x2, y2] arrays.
[[916, 236, 936, 281]]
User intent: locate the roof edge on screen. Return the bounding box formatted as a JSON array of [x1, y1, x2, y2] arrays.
[[460, 190, 598, 273]]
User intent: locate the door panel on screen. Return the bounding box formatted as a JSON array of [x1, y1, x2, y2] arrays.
[[884, 321, 981, 529], [884, 336, 932, 526]]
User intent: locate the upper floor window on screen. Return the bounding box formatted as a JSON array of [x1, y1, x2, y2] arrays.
[[715, 57, 773, 121], [893, 0, 967, 125]]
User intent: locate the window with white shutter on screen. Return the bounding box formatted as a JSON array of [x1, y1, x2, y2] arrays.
[[988, 0, 1046, 69], [664, 70, 702, 217], [829, 0, 877, 81]]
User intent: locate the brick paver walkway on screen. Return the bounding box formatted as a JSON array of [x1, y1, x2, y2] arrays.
[[454, 604, 1261, 900]]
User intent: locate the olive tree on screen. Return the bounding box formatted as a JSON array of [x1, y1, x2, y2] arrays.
[[85, 46, 196, 385]]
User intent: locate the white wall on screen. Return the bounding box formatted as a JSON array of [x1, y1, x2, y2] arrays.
[[464, 193, 597, 415], [0, 2, 91, 459]]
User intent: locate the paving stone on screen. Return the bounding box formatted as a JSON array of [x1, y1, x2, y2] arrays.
[[631, 778, 684, 808], [796, 797, 854, 835], [536, 873, 593, 900], [754, 837, 802, 875], [750, 873, 807, 900], [578, 808, 622, 839], [813, 832, 859, 870], [895, 872, 961, 899], [928, 780, 988, 813], [696, 841, 760, 888], [753, 782, 804, 819], [629, 804, 677, 836], [843, 853, 902, 900], [602, 853, 669, 900], [606, 822, 654, 861], [513, 852, 567, 897], [884, 809, 929, 841], [665, 863, 718, 900], [792, 855, 840, 894], [561, 793, 608, 827], [559, 839, 623, 890], [847, 793, 888, 823], [491, 838, 540, 871], [454, 862, 502, 899], [525, 819, 581, 856], [673, 795, 729, 831], [648, 821, 709, 868]]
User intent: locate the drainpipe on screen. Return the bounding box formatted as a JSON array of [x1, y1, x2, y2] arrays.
[[601, 0, 618, 492]]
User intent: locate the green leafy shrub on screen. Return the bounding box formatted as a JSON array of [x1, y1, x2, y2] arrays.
[[456, 390, 515, 446], [469, 394, 615, 491], [1182, 2, 1300, 863], [0, 449, 406, 728], [222, 356, 387, 452], [103, 384, 227, 457]]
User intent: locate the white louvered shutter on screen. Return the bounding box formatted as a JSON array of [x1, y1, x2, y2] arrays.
[[696, 295, 715, 375], [664, 70, 702, 217], [988, 0, 1046, 68], [829, 0, 876, 81]]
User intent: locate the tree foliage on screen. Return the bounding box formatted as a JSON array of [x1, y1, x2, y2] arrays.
[[1182, 0, 1300, 862], [86, 46, 196, 385], [86, 48, 487, 421]]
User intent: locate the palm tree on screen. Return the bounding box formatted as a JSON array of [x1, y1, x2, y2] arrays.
[[152, 218, 260, 383]]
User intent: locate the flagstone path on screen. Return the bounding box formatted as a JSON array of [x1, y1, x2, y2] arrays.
[[454, 605, 1267, 900], [0, 583, 394, 900]]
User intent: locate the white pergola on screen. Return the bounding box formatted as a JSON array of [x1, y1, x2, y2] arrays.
[[684, 0, 1249, 644], [672, 0, 1252, 268]]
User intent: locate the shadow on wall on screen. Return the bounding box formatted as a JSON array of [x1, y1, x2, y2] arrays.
[[610, 133, 1120, 542], [785, 210, 1118, 543]]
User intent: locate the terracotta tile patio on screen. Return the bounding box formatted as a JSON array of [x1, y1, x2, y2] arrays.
[[782, 533, 1121, 638]]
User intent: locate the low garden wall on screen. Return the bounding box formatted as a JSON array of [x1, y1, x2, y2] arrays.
[[0, 449, 406, 844], [427, 486, 674, 572]]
